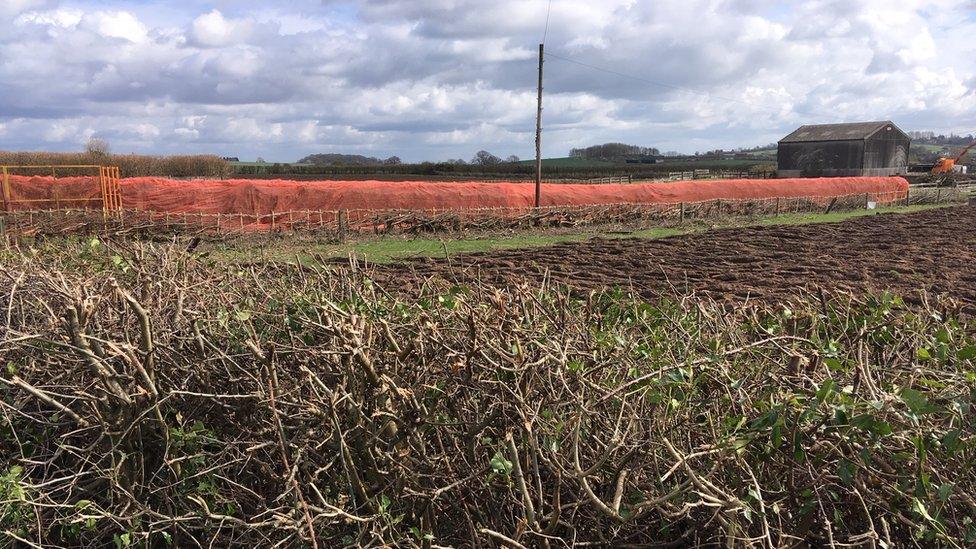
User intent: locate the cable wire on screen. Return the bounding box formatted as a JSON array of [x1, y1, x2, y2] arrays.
[[542, 0, 553, 44]]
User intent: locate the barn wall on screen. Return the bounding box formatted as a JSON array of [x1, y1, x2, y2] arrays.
[[777, 140, 865, 177], [863, 129, 909, 176]]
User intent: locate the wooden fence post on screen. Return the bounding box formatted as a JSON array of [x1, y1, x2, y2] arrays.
[[679, 202, 685, 224], [338, 209, 348, 242], [774, 197, 780, 217], [904, 188, 910, 207], [824, 197, 838, 214]]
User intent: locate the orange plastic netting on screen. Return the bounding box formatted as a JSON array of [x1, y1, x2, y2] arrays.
[[4, 176, 909, 214]]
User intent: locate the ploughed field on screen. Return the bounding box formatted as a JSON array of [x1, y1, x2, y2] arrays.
[[394, 205, 976, 304]]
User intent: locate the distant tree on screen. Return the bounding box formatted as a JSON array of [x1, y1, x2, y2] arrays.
[[256, 157, 266, 163], [447, 158, 467, 165], [298, 153, 384, 166], [505, 155, 520, 163], [384, 156, 402, 165], [569, 143, 659, 162], [472, 150, 501, 165], [86, 137, 110, 157]]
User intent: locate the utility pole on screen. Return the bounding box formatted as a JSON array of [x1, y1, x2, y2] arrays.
[[535, 43, 544, 208]]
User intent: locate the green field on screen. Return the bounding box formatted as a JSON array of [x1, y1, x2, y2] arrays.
[[518, 156, 771, 170], [229, 161, 315, 168], [516, 156, 617, 167], [202, 204, 946, 264]]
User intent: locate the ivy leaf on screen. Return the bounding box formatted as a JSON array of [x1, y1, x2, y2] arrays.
[[942, 429, 962, 454], [958, 346, 976, 361], [900, 388, 937, 415], [771, 424, 783, 449], [490, 451, 513, 475], [837, 459, 855, 485]]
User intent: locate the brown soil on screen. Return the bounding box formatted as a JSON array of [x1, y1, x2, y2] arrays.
[[387, 205, 976, 305]]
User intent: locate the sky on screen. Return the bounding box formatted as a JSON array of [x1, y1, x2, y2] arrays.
[[0, 0, 974, 163]]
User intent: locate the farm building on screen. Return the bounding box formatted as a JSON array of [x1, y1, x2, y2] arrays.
[[777, 121, 910, 177]]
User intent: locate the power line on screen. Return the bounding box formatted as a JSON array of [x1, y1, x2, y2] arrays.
[[542, 0, 553, 44]]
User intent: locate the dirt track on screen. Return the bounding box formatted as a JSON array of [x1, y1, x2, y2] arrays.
[[391, 205, 976, 304]]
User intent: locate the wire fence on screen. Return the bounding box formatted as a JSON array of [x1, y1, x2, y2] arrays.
[[0, 187, 963, 241]]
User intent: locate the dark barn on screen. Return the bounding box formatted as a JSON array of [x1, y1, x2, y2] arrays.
[[777, 121, 910, 177]]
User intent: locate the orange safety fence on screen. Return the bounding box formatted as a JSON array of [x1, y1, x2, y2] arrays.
[[3, 175, 909, 218], [0, 188, 938, 239]]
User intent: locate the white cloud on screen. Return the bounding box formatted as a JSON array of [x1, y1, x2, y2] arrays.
[[174, 127, 200, 140], [129, 123, 161, 140], [16, 8, 82, 27], [83, 11, 148, 43], [189, 10, 254, 48], [0, 0, 53, 19], [0, 0, 973, 161]]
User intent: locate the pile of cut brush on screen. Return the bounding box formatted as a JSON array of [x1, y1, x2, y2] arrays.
[[1, 240, 974, 547]]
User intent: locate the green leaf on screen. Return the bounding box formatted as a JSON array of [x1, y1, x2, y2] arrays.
[[816, 379, 836, 402], [938, 483, 954, 502], [958, 346, 976, 361], [793, 433, 805, 462], [490, 451, 513, 475], [942, 429, 962, 454], [900, 388, 935, 415], [113, 533, 132, 549], [837, 459, 855, 485], [916, 348, 932, 361], [913, 498, 936, 523], [851, 414, 893, 436]]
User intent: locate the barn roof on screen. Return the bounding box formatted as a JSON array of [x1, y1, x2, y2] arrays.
[[779, 121, 900, 143]]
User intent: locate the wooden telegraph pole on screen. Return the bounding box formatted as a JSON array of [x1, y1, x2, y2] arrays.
[[535, 43, 544, 208]]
